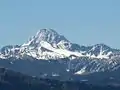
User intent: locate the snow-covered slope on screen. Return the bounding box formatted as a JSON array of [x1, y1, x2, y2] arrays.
[[0, 29, 120, 60], [1, 28, 120, 76]]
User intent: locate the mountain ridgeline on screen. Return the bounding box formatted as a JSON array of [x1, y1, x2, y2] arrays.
[[1, 29, 120, 60], [0, 29, 120, 86]]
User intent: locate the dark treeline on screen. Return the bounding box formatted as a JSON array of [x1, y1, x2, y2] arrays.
[[0, 68, 120, 90]]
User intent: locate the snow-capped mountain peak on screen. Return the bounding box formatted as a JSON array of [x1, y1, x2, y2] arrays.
[[22, 29, 69, 47], [1, 29, 120, 60]]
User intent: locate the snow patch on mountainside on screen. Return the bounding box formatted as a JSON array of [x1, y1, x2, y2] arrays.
[[75, 67, 86, 75]]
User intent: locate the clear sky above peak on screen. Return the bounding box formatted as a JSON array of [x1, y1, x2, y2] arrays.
[[0, 0, 120, 49]]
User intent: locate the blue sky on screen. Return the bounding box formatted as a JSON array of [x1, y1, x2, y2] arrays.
[[0, 0, 120, 48]]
